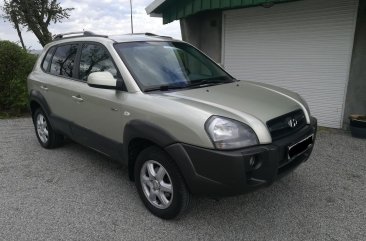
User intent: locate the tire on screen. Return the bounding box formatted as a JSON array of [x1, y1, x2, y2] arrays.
[[134, 146, 191, 219], [33, 108, 64, 149]]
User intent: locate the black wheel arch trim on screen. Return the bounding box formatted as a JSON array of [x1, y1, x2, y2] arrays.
[[29, 90, 51, 116], [123, 119, 178, 180], [123, 120, 178, 150]]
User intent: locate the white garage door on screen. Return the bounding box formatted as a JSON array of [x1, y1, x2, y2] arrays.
[[223, 0, 359, 128]]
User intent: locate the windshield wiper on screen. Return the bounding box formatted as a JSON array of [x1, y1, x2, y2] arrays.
[[144, 77, 234, 92], [187, 77, 233, 88], [144, 84, 188, 92]]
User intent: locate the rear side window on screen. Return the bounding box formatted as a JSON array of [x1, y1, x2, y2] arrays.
[[41, 47, 55, 72], [50, 44, 78, 78], [79, 44, 117, 81]]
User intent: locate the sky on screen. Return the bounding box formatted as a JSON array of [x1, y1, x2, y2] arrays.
[[0, 0, 181, 50]]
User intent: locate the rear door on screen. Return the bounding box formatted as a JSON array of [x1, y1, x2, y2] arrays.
[[39, 43, 82, 134]]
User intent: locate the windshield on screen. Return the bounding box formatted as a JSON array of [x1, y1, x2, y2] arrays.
[[114, 41, 234, 91]]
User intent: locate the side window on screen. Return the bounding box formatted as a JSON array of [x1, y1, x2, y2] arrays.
[[50, 44, 78, 78], [79, 44, 118, 81], [41, 47, 55, 72]]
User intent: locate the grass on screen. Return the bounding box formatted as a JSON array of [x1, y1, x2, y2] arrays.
[[0, 111, 30, 119]]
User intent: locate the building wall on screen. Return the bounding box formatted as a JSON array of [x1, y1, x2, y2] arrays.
[[180, 2, 364, 129], [180, 11, 222, 63], [343, 1, 366, 128]]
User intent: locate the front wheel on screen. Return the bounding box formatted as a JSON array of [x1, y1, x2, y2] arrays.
[[134, 146, 191, 219]]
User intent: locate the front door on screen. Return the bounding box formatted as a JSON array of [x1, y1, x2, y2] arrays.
[[70, 43, 126, 159]]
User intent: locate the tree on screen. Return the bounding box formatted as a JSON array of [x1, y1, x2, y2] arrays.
[[2, 0, 74, 47], [1, 1, 26, 49]]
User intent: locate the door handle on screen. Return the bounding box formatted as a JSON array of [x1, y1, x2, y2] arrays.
[[40, 85, 48, 91], [72, 95, 84, 102]]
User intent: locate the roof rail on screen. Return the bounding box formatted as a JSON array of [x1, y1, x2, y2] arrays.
[[130, 32, 173, 39], [53, 31, 108, 41], [144, 32, 173, 39]]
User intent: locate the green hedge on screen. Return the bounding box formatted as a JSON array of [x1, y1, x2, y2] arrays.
[[0, 41, 37, 118]]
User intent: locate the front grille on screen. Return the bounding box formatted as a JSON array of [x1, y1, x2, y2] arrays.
[[267, 109, 306, 140]]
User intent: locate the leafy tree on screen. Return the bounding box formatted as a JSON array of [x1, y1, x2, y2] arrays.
[[1, 1, 26, 49], [2, 0, 74, 47]]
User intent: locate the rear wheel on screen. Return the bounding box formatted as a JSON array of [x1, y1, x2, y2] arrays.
[[33, 108, 63, 149], [134, 146, 191, 219]]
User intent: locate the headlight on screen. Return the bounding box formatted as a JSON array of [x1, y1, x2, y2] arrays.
[[205, 116, 258, 150]]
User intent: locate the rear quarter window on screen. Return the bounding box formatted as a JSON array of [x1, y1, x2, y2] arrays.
[[50, 44, 79, 78], [41, 47, 55, 72]]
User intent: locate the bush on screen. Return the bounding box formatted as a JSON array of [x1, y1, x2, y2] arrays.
[[0, 41, 37, 117]]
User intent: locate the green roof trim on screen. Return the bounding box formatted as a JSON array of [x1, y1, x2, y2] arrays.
[[149, 0, 299, 24]]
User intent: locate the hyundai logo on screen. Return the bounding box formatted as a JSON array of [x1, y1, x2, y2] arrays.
[[288, 118, 298, 128]]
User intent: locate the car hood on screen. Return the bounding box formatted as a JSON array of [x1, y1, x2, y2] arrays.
[[161, 81, 309, 124]]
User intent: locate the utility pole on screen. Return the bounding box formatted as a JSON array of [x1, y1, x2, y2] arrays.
[[130, 0, 134, 33]]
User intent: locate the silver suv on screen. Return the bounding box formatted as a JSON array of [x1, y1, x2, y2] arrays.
[[28, 31, 317, 219]]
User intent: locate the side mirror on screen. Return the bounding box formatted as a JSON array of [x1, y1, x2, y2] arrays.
[[87, 72, 117, 90]]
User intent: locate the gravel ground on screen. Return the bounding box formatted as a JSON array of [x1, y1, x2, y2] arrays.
[[0, 118, 365, 241]]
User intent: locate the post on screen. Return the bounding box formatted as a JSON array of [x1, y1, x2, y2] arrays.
[[130, 0, 134, 33]]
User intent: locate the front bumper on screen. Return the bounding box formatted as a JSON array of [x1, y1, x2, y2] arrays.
[[165, 117, 317, 197]]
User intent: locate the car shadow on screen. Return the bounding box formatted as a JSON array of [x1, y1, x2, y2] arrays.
[[56, 139, 315, 223]]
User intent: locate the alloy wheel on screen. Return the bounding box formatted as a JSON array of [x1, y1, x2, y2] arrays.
[[140, 160, 174, 209], [36, 113, 49, 144]]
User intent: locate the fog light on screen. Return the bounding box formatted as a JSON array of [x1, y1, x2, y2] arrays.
[[248, 156, 261, 170], [249, 157, 256, 167]]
